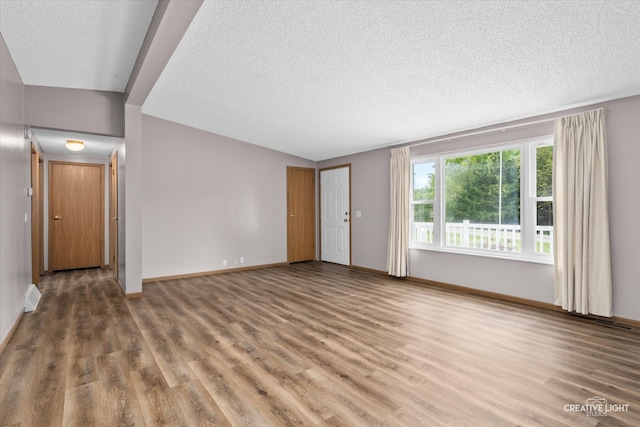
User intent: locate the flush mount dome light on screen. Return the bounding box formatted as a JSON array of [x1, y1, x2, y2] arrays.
[[65, 139, 85, 151]]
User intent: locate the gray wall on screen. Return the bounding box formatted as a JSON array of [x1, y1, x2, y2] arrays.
[[124, 105, 143, 294], [25, 85, 125, 137], [0, 34, 30, 344], [141, 114, 315, 279], [605, 95, 640, 320], [320, 95, 640, 321]]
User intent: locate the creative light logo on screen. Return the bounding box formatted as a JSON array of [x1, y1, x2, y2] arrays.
[[585, 397, 607, 417], [564, 396, 630, 417]]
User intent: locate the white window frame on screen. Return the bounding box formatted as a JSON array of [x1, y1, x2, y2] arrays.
[[409, 135, 553, 264], [410, 157, 437, 246], [528, 140, 554, 259]]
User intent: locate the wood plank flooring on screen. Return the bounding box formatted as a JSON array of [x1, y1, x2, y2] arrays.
[[1, 262, 639, 426]]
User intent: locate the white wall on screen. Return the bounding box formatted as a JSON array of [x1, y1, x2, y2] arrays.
[[0, 34, 30, 344], [141, 114, 316, 279], [320, 95, 640, 321]]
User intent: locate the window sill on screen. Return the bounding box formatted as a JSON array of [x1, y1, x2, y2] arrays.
[[409, 244, 554, 265]]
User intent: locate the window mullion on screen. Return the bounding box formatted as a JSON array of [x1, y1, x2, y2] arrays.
[[435, 155, 443, 247], [521, 142, 534, 257]]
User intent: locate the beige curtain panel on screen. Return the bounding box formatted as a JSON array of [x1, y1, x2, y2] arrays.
[[553, 108, 612, 317], [387, 147, 410, 277]]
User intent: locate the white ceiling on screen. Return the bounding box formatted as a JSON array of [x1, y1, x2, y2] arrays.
[[0, 0, 158, 92], [2, 1, 640, 161]]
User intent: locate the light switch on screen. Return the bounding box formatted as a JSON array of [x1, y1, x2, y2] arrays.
[[356, 211, 362, 218]]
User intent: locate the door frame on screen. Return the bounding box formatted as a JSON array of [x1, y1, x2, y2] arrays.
[[319, 164, 352, 266], [109, 152, 119, 280], [30, 143, 44, 284], [48, 161, 105, 271]]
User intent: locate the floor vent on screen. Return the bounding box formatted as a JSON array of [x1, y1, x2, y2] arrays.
[[25, 284, 41, 312], [569, 313, 634, 330], [593, 319, 633, 330]]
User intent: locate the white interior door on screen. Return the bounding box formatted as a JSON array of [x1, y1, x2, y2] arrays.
[[321, 167, 350, 265]]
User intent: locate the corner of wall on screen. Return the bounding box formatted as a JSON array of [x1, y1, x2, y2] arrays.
[[0, 32, 30, 345]]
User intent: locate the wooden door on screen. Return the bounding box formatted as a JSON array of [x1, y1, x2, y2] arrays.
[[30, 145, 44, 284], [287, 167, 315, 263], [320, 166, 351, 266], [49, 162, 104, 271], [38, 155, 45, 275], [109, 153, 118, 280]]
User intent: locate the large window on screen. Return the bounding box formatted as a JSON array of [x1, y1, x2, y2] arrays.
[[410, 136, 553, 261]]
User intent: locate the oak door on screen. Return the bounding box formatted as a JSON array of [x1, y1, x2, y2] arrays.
[[49, 162, 104, 271], [31, 145, 44, 284], [287, 167, 316, 263]]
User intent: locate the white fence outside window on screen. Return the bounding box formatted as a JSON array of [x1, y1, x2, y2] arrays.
[[413, 221, 553, 254]]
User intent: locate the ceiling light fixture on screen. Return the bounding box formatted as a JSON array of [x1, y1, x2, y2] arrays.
[[65, 139, 85, 151]]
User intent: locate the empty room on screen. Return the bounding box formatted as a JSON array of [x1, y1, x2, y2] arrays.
[[1, 1, 639, 426]]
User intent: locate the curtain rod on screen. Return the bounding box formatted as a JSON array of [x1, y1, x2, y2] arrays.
[[406, 118, 554, 149], [406, 108, 608, 149]]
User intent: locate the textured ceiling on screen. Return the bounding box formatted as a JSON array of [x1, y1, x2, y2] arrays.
[[2, 1, 640, 161], [31, 128, 119, 157], [0, 0, 158, 92], [143, 0, 640, 160]]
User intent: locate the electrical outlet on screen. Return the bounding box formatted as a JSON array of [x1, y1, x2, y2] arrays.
[[233, 258, 238, 265], [240, 257, 245, 264], [222, 259, 228, 267]]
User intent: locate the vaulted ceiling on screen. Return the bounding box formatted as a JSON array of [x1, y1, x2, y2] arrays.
[[2, 0, 639, 161]]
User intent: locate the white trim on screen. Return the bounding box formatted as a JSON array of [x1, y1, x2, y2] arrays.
[[409, 246, 554, 265]]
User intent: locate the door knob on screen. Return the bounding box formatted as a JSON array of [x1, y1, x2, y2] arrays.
[[344, 218, 349, 222], [290, 214, 296, 217], [53, 215, 62, 220]]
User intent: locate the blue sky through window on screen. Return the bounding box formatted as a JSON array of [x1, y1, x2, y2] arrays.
[[413, 161, 434, 192]]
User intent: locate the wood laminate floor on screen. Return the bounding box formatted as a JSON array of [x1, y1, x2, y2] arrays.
[[1, 262, 639, 426]]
